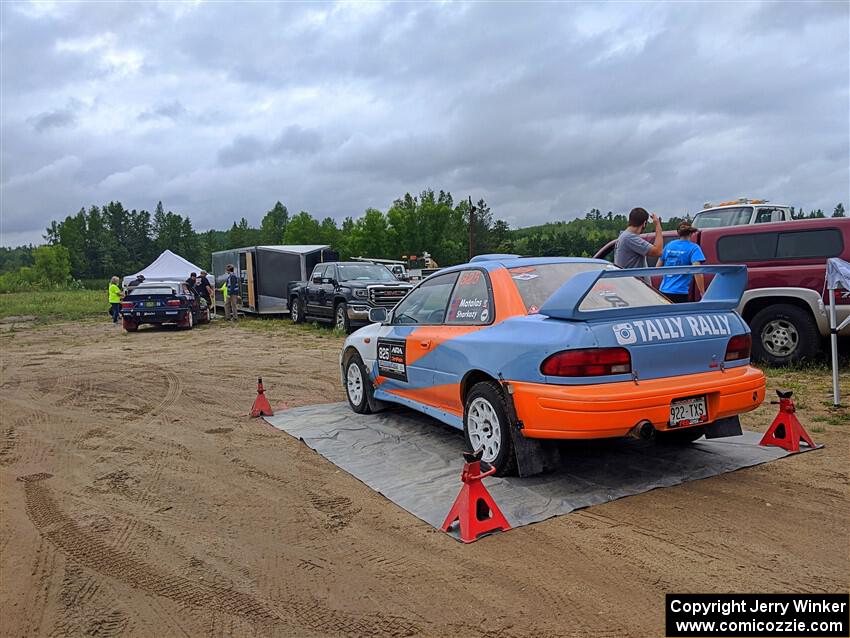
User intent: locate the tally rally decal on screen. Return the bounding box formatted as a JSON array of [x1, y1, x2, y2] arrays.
[[377, 338, 407, 381], [613, 314, 732, 345]]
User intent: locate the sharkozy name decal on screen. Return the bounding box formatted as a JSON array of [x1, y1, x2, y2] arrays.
[[613, 314, 731, 345]]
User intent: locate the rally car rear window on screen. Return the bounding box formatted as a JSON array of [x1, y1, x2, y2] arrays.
[[507, 263, 669, 313], [127, 286, 176, 296]]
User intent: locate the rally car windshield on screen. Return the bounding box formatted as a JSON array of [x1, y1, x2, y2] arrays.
[[337, 264, 396, 282], [508, 263, 670, 314]]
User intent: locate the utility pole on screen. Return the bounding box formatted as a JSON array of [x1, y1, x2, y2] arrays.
[[468, 196, 477, 261]]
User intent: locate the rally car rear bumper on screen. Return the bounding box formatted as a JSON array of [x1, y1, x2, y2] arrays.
[[511, 365, 766, 439], [120, 309, 187, 323]]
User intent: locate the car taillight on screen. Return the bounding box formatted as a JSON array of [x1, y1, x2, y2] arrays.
[[166, 299, 181, 306], [541, 347, 632, 377], [120, 302, 134, 309], [725, 334, 751, 361]]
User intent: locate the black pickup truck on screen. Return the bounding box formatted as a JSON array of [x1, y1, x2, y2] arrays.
[[288, 261, 413, 333]]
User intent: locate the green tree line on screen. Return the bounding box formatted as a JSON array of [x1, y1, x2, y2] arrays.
[[1, 197, 846, 292]]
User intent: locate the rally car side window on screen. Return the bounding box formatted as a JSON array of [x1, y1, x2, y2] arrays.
[[445, 269, 493, 325], [392, 272, 459, 325]]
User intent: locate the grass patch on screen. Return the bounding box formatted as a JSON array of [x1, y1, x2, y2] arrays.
[[0, 290, 106, 322]]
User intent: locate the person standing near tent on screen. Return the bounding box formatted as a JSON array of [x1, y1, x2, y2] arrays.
[[224, 264, 240, 322], [197, 271, 213, 306], [108, 276, 123, 324], [126, 274, 145, 290]]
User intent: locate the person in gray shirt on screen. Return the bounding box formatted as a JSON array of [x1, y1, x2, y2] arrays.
[[614, 207, 664, 272]]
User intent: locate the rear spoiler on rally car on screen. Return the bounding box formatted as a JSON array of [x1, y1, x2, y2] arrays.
[[538, 264, 747, 321]]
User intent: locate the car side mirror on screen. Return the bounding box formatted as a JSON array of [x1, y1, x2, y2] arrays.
[[369, 307, 388, 323]]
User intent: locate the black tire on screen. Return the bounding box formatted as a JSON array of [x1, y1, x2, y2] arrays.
[[343, 351, 373, 414], [122, 318, 138, 332], [656, 426, 705, 445], [181, 310, 194, 330], [463, 381, 517, 476], [290, 296, 305, 324], [335, 301, 352, 334], [749, 303, 819, 366]]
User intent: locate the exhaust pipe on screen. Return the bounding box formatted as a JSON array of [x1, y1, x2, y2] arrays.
[[627, 420, 656, 441]]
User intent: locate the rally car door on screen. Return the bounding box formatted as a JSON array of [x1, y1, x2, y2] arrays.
[[424, 269, 494, 414], [376, 272, 459, 407]]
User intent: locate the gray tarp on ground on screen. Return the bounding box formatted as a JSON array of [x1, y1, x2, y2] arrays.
[[264, 403, 818, 534]]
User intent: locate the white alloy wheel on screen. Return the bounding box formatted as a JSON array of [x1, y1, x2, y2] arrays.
[[336, 305, 346, 329], [346, 361, 364, 406], [467, 397, 502, 463], [291, 300, 299, 322], [187, 311, 193, 328]]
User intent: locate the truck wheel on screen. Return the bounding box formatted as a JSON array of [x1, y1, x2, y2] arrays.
[[656, 426, 705, 445], [750, 304, 819, 366], [290, 297, 305, 324], [344, 352, 373, 414], [464, 381, 517, 476], [335, 302, 351, 333], [122, 318, 138, 332]]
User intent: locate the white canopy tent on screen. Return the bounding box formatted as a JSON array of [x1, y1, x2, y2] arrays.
[[123, 250, 207, 288], [826, 258, 850, 406]]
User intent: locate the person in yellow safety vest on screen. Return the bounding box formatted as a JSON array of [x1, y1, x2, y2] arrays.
[[221, 281, 228, 302], [108, 276, 123, 324]]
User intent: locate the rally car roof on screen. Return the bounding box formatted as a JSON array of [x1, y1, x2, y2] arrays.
[[440, 255, 611, 274]]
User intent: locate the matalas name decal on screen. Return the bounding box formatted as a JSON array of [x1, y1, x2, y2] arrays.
[[613, 315, 731, 345]]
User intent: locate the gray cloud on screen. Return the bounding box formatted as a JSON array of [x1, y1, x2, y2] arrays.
[[138, 100, 187, 121], [1, 0, 847, 246]]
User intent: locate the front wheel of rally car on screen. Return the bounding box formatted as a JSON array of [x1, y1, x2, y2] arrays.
[[656, 426, 705, 445], [335, 302, 352, 334], [344, 352, 373, 414], [464, 381, 517, 476]]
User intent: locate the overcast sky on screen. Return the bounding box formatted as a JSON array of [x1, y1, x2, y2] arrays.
[[1, 1, 848, 246]]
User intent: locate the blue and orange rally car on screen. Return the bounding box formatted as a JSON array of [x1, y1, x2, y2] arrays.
[[340, 255, 766, 475]]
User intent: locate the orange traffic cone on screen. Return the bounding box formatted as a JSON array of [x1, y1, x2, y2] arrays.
[[759, 390, 816, 453], [441, 450, 510, 543], [251, 377, 274, 417]]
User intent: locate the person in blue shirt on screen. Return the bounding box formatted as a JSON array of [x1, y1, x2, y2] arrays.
[[657, 222, 705, 303]]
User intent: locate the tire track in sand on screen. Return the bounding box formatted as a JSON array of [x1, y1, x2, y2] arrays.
[[20, 473, 423, 636], [20, 473, 279, 623]]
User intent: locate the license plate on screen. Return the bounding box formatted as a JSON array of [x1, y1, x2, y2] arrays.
[[145, 301, 157, 307], [669, 396, 708, 427]]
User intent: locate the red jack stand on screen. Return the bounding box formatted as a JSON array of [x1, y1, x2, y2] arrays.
[[441, 450, 510, 543], [759, 390, 816, 453], [250, 377, 274, 417]]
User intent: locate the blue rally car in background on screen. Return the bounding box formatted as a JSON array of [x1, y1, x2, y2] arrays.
[[120, 281, 209, 332], [340, 255, 766, 476]]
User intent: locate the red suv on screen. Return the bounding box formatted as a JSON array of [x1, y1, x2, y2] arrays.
[[594, 218, 850, 365]]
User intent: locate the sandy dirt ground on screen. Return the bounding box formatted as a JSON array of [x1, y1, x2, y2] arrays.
[[1, 317, 848, 637]]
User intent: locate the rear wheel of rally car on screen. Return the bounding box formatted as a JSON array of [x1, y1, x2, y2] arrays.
[[464, 381, 517, 476], [656, 426, 705, 445], [181, 310, 194, 330], [122, 318, 138, 332], [290, 296, 304, 324], [344, 352, 373, 414]]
